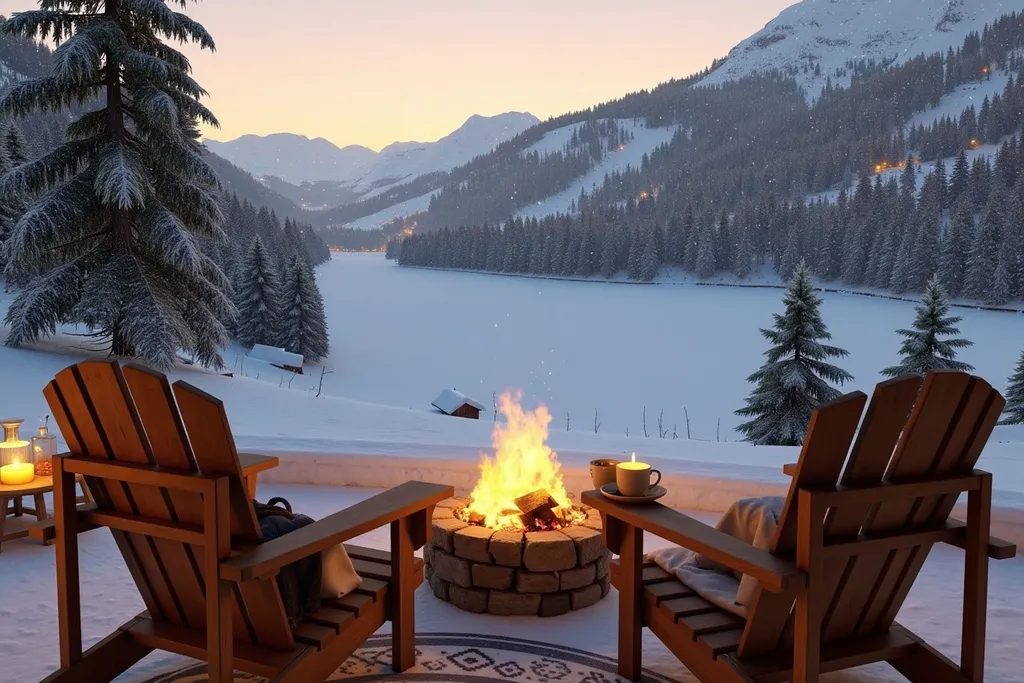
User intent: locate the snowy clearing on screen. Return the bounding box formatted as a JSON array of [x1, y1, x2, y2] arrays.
[[907, 69, 1013, 131], [514, 120, 678, 221], [336, 189, 436, 231]]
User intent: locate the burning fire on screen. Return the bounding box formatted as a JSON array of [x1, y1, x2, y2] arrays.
[[462, 391, 585, 530]]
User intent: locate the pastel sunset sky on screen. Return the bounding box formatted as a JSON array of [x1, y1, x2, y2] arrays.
[[1, 0, 794, 149]]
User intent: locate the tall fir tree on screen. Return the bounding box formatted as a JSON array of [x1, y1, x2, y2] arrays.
[[0, 2, 231, 369], [1000, 347, 1024, 424], [638, 226, 660, 282], [735, 262, 854, 446], [880, 276, 974, 377], [278, 254, 329, 363], [4, 123, 29, 166], [233, 235, 281, 349], [694, 221, 717, 279], [937, 202, 973, 298], [963, 203, 1003, 300]]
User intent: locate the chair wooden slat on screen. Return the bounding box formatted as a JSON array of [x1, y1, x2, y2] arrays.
[[872, 380, 1004, 633], [43, 379, 163, 621], [52, 366, 180, 623], [846, 372, 977, 636], [73, 362, 208, 629], [121, 365, 253, 642], [171, 379, 294, 651], [819, 375, 921, 641], [739, 391, 867, 657]]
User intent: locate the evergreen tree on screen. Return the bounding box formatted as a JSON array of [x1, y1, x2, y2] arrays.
[[734, 224, 753, 279], [234, 236, 281, 349], [963, 203, 1003, 299], [735, 262, 854, 446], [694, 221, 717, 278], [278, 255, 329, 363], [881, 277, 974, 377], [937, 202, 973, 298], [0, 2, 231, 369], [639, 226, 660, 281], [1000, 347, 1024, 424], [4, 124, 28, 166]]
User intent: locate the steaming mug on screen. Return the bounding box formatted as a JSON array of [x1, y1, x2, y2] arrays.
[[616, 462, 662, 498], [590, 459, 620, 490]]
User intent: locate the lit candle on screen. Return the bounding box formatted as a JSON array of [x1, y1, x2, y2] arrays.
[[618, 452, 649, 471], [0, 461, 35, 486]]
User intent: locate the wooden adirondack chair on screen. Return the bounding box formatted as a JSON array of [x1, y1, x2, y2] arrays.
[[583, 371, 1018, 683], [40, 360, 454, 683]]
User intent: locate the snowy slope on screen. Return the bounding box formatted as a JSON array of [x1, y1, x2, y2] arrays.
[[701, 0, 1019, 99], [350, 112, 540, 197], [205, 112, 539, 189], [906, 68, 1013, 129], [514, 120, 679, 221], [343, 189, 437, 231]]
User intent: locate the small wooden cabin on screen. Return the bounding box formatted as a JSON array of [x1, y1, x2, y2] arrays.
[[432, 389, 486, 420], [249, 344, 304, 374]]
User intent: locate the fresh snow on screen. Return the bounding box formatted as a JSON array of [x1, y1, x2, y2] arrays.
[[514, 120, 678, 221], [3, 485, 1021, 683], [700, 0, 1016, 100], [339, 189, 437, 231], [906, 68, 1014, 130], [2, 253, 1024, 681]]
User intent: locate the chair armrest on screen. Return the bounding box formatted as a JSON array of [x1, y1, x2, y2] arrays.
[[946, 518, 1017, 559], [783, 463, 797, 476], [28, 504, 100, 542], [220, 481, 453, 582], [581, 490, 804, 593]]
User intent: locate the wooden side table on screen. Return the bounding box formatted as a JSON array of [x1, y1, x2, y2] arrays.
[[0, 474, 92, 551]]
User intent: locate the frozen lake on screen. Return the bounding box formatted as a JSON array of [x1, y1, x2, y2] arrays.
[[316, 253, 1024, 439]]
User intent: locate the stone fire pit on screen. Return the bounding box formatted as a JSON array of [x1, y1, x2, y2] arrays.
[[424, 496, 611, 617]]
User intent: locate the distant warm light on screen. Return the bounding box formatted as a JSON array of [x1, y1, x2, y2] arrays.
[[618, 144, 625, 151], [402, 227, 414, 236], [970, 139, 980, 148], [639, 191, 649, 200]]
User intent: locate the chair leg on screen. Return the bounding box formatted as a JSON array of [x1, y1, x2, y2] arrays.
[[39, 629, 152, 683]]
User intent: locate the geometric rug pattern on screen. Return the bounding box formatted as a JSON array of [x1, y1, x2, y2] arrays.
[[139, 633, 678, 682]]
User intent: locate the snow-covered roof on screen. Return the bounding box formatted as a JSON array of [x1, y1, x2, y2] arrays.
[[249, 344, 303, 368], [431, 388, 486, 414]]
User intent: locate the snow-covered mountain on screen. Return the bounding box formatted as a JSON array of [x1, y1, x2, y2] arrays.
[[700, 0, 1017, 99], [203, 133, 377, 184], [204, 112, 540, 189]]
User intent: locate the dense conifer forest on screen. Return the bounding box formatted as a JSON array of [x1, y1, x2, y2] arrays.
[[390, 12, 1024, 304]]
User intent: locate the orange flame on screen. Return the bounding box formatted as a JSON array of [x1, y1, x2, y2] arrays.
[[464, 391, 575, 529]]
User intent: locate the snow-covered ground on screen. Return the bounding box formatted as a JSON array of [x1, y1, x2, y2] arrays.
[[2, 485, 1021, 683], [338, 189, 436, 231], [906, 69, 1013, 131], [514, 120, 678, 221], [699, 0, 1012, 100]]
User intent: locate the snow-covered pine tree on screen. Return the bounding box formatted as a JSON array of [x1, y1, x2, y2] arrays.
[[278, 254, 329, 363], [735, 262, 854, 446], [694, 221, 716, 279], [880, 276, 974, 377], [0, 2, 232, 369], [4, 123, 28, 166], [638, 225, 660, 281], [963, 203, 1003, 300], [937, 201, 973, 298], [734, 224, 753, 279], [1000, 347, 1024, 424], [233, 235, 282, 349]]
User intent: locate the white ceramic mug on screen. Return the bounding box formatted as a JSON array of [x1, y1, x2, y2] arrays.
[[616, 462, 662, 497]]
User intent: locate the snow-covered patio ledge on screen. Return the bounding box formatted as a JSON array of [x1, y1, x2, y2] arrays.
[[239, 443, 1024, 549]]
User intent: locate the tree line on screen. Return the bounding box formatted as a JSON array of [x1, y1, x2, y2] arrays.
[[390, 131, 1024, 305]]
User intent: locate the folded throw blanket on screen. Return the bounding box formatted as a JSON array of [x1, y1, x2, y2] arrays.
[[256, 498, 323, 628], [646, 496, 784, 617]]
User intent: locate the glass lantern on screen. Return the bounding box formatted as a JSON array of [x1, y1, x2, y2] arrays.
[[0, 418, 34, 486], [32, 417, 57, 477]]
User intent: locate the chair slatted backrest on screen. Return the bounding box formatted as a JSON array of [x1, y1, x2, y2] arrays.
[[737, 371, 1004, 659], [44, 361, 295, 650]]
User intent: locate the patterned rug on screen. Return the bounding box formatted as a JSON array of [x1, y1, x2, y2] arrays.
[[141, 633, 675, 682]]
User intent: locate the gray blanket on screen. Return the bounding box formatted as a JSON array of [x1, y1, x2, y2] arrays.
[[646, 496, 784, 617]]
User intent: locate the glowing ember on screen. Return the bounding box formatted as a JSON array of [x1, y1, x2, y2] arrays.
[[460, 391, 586, 530]]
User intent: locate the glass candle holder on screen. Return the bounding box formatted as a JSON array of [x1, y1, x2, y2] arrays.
[[32, 419, 57, 477], [0, 418, 34, 486]]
